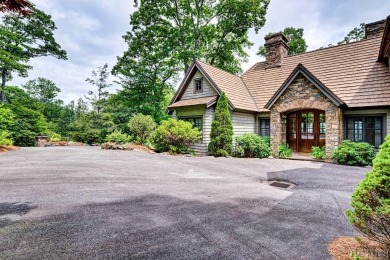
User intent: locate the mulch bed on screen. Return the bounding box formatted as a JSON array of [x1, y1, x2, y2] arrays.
[[0, 145, 20, 153], [328, 236, 389, 260]]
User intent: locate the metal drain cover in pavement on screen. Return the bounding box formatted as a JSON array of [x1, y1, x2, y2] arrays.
[[269, 181, 292, 188]]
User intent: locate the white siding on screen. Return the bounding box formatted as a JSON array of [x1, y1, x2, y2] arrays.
[[181, 71, 217, 100], [203, 106, 215, 143], [343, 108, 390, 135], [231, 112, 256, 140]]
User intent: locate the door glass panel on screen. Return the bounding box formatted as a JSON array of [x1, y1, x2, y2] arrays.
[[301, 112, 314, 139], [319, 113, 326, 140], [288, 113, 296, 139]]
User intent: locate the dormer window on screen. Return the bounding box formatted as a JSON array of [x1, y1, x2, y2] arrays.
[[194, 78, 203, 92]]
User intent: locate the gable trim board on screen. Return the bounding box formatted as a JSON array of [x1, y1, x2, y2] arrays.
[[265, 64, 345, 110]]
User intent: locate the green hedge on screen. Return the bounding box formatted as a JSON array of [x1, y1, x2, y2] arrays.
[[234, 133, 270, 158], [332, 140, 375, 166]]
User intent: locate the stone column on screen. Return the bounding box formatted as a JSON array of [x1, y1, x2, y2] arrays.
[[325, 107, 343, 161], [270, 109, 282, 157]]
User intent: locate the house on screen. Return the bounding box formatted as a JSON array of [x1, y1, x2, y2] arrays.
[[168, 16, 390, 160]]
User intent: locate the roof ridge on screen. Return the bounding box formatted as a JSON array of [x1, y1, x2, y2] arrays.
[[286, 36, 381, 58], [196, 59, 241, 79]]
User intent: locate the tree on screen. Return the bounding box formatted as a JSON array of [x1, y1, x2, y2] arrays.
[[0, 0, 32, 15], [258, 27, 308, 57], [208, 92, 233, 157], [338, 23, 365, 45], [113, 0, 269, 123], [85, 63, 111, 114], [22, 77, 63, 124], [23, 77, 60, 103], [346, 134, 390, 247], [0, 4, 67, 103]]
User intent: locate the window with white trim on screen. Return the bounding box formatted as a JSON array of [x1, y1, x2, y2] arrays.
[[194, 78, 203, 92]]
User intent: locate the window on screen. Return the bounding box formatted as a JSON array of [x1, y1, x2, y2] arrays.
[[179, 117, 203, 130], [259, 118, 270, 137], [194, 79, 203, 92], [346, 116, 384, 148]]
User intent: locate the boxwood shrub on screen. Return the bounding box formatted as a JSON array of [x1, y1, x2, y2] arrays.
[[331, 140, 375, 166], [234, 133, 270, 158]]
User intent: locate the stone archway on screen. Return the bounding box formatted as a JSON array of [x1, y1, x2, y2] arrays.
[[268, 77, 344, 161]]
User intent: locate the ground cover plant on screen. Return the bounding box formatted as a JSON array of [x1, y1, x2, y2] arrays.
[[278, 143, 293, 158]]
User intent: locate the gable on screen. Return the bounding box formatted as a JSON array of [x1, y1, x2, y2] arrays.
[[265, 64, 345, 110], [181, 70, 218, 100]]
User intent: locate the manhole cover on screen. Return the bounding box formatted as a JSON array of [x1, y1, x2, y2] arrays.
[[269, 181, 292, 189]]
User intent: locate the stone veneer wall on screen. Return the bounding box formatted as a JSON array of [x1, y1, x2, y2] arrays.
[[270, 75, 343, 160]]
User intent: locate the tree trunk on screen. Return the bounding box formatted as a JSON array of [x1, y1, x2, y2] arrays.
[[1, 69, 6, 104]]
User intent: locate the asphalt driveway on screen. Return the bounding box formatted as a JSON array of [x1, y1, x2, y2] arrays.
[[0, 147, 368, 259]]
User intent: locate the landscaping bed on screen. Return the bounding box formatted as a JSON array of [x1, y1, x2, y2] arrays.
[[0, 145, 19, 153]]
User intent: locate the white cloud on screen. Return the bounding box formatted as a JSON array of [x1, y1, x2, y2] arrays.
[[7, 0, 390, 102]]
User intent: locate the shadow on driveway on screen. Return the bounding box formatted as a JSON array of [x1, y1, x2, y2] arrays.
[[0, 193, 356, 259]]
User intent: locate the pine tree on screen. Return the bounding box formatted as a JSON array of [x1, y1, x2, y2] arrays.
[[208, 92, 233, 157]]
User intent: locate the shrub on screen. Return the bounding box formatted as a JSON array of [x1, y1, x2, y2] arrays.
[[72, 128, 102, 145], [278, 143, 293, 158], [151, 118, 202, 154], [46, 131, 62, 142], [235, 133, 270, 158], [0, 131, 13, 146], [332, 140, 375, 166], [310, 146, 326, 160], [346, 134, 390, 247], [105, 130, 131, 144], [128, 114, 157, 144], [208, 92, 233, 157]]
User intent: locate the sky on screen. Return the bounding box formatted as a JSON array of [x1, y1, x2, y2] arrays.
[[8, 0, 390, 103]]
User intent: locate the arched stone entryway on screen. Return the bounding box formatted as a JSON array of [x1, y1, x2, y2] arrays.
[[269, 80, 344, 161]]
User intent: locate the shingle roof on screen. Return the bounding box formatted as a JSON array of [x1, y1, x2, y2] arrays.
[[168, 96, 217, 108], [242, 35, 390, 110], [196, 60, 259, 112]]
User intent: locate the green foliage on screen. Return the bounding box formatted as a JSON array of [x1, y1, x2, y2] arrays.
[[0, 4, 67, 103], [0, 130, 13, 145], [46, 131, 61, 142], [0, 104, 15, 130], [105, 130, 131, 144], [152, 118, 202, 154], [258, 27, 308, 56], [128, 114, 157, 144], [310, 146, 326, 160], [113, 0, 269, 123], [332, 140, 375, 166], [208, 92, 233, 157], [278, 143, 293, 158], [234, 133, 270, 158], [72, 128, 102, 145], [338, 23, 365, 45], [346, 134, 390, 247], [85, 63, 111, 114], [4, 86, 49, 146]]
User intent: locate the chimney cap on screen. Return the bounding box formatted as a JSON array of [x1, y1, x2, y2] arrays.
[[264, 32, 289, 42]]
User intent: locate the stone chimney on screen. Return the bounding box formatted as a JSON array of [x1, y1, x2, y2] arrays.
[[365, 19, 386, 39], [264, 33, 289, 68]]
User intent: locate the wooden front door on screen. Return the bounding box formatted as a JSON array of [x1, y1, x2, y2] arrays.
[[287, 110, 325, 153]]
